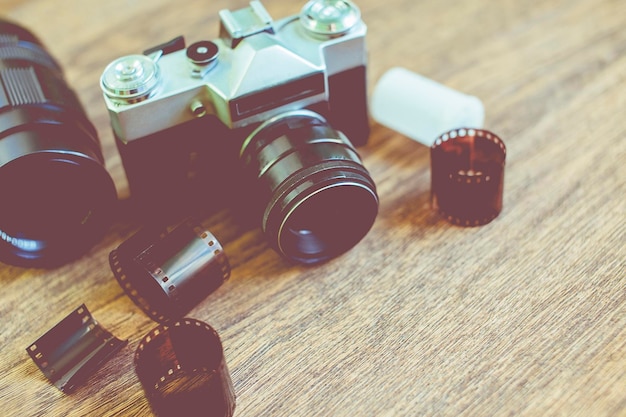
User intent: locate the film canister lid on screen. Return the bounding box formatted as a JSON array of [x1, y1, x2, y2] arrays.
[[135, 319, 236, 417], [431, 128, 506, 226]]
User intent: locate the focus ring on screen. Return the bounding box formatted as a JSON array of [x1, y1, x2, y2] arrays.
[[0, 42, 62, 72]]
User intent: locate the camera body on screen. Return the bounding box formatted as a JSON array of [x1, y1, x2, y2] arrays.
[[101, 0, 370, 219]]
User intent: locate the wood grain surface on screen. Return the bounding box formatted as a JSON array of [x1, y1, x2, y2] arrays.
[[1, 0, 624, 416]]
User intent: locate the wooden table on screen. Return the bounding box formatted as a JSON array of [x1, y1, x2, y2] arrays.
[[1, 0, 624, 416]]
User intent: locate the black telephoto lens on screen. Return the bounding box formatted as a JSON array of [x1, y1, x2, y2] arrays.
[[240, 110, 378, 265], [0, 20, 116, 267]]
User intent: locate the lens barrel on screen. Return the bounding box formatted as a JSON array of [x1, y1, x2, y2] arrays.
[[241, 110, 378, 264], [0, 20, 116, 267]]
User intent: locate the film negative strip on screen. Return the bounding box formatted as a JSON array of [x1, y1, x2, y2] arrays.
[[134, 318, 236, 417], [110, 219, 230, 323], [431, 128, 506, 226], [26, 304, 128, 393]]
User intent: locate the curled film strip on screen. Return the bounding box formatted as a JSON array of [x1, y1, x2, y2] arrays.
[[431, 128, 506, 226], [26, 304, 128, 393], [109, 219, 231, 323], [134, 318, 236, 417]]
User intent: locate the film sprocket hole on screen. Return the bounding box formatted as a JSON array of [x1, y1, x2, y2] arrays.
[[100, 0, 378, 265]]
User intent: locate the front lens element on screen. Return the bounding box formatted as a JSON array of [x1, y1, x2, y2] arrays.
[[280, 183, 378, 261]]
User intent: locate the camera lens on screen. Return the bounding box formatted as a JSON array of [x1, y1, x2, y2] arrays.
[[0, 20, 116, 267], [241, 110, 378, 264]]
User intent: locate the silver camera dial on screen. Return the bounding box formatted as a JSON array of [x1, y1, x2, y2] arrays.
[[101, 54, 160, 104], [300, 0, 361, 37]]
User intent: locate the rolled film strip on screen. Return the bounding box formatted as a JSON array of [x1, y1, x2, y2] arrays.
[[26, 304, 128, 393], [109, 219, 230, 323], [430, 128, 506, 226], [134, 318, 236, 417]]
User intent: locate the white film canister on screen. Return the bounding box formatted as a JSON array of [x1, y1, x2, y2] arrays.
[[370, 67, 485, 146]]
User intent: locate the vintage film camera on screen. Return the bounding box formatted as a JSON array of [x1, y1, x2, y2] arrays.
[[100, 0, 378, 264]]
